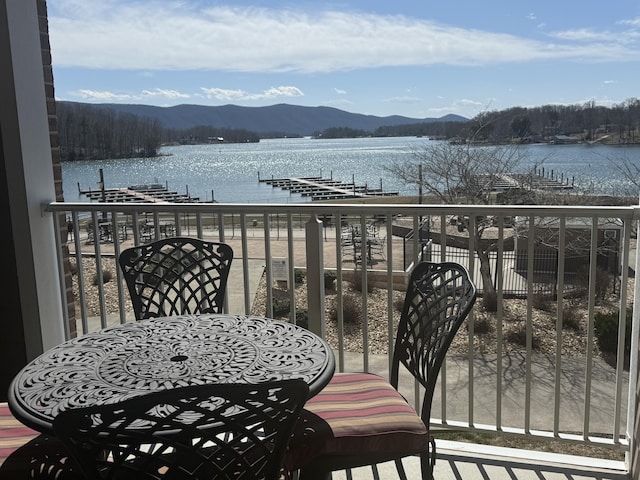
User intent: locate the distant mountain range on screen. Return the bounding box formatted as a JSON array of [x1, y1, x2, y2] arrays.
[[59, 101, 467, 137]]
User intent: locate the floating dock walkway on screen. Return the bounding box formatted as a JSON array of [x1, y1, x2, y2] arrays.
[[260, 176, 398, 201], [78, 183, 208, 203]]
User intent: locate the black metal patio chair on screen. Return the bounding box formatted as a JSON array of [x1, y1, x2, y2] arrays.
[[0, 433, 83, 479], [53, 380, 309, 480], [285, 261, 477, 480], [118, 237, 233, 320]]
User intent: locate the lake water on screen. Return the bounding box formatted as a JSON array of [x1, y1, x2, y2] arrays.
[[61, 137, 640, 203]]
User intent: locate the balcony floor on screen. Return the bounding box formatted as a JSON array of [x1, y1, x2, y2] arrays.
[[331, 441, 628, 480]]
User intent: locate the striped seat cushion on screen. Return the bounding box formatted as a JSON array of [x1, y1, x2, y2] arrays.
[[0, 403, 39, 465], [286, 372, 429, 469]]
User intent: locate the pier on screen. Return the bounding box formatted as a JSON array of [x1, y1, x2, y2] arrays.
[[78, 183, 207, 203], [260, 176, 398, 201]]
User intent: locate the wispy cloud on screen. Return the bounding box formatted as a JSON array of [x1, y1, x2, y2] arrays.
[[550, 28, 615, 42], [75, 89, 136, 101], [73, 88, 190, 102], [619, 17, 640, 27], [323, 99, 354, 109], [385, 96, 422, 104], [141, 88, 190, 99], [48, 1, 640, 73], [457, 98, 486, 107], [71, 85, 303, 103], [549, 18, 640, 47], [425, 98, 487, 117], [200, 86, 303, 101]]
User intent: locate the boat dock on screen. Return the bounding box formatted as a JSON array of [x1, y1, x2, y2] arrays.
[[260, 176, 398, 201], [78, 183, 207, 203]]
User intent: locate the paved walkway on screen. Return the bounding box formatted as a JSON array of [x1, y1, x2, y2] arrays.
[[226, 258, 265, 314]]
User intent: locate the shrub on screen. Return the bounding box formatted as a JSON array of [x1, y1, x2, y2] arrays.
[[295, 309, 309, 329], [506, 324, 540, 350], [594, 268, 613, 302], [532, 291, 554, 312], [294, 269, 305, 285], [272, 296, 291, 317], [394, 296, 405, 313], [594, 309, 632, 356], [575, 266, 613, 303], [561, 305, 582, 331], [68, 259, 78, 276], [473, 315, 492, 335], [351, 269, 373, 293], [324, 271, 337, 291], [330, 295, 362, 325], [92, 269, 113, 286]]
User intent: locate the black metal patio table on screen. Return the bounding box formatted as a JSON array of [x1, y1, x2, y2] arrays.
[[8, 314, 335, 433]]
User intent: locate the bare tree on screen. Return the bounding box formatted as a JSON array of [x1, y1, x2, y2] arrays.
[[610, 154, 640, 197], [385, 139, 538, 310]]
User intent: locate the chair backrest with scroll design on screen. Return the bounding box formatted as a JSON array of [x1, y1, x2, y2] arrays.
[[392, 261, 477, 430], [53, 380, 309, 480], [118, 237, 233, 320], [287, 261, 476, 480]]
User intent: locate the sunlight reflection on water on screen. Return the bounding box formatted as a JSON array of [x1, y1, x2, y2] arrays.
[[62, 138, 640, 203]]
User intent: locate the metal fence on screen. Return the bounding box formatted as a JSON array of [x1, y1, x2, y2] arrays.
[[45, 201, 638, 464], [421, 246, 607, 298]]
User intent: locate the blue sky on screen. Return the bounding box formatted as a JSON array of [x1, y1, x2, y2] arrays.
[[47, 0, 640, 119]]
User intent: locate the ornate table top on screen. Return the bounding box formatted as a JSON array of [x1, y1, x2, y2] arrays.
[[9, 314, 335, 433]]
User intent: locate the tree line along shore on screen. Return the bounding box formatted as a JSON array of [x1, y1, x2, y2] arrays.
[[57, 98, 640, 161]]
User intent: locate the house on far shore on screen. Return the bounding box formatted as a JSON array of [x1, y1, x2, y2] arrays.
[[551, 134, 581, 144]]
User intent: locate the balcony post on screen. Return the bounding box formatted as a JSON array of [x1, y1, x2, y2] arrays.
[[630, 205, 640, 477], [633, 368, 640, 478], [305, 214, 325, 338]]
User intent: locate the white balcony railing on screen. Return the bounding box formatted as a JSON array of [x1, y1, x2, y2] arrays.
[[45, 201, 640, 470]]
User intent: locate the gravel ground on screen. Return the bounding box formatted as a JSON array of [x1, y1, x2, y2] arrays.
[[74, 257, 620, 360], [249, 273, 406, 355], [248, 270, 620, 359]]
